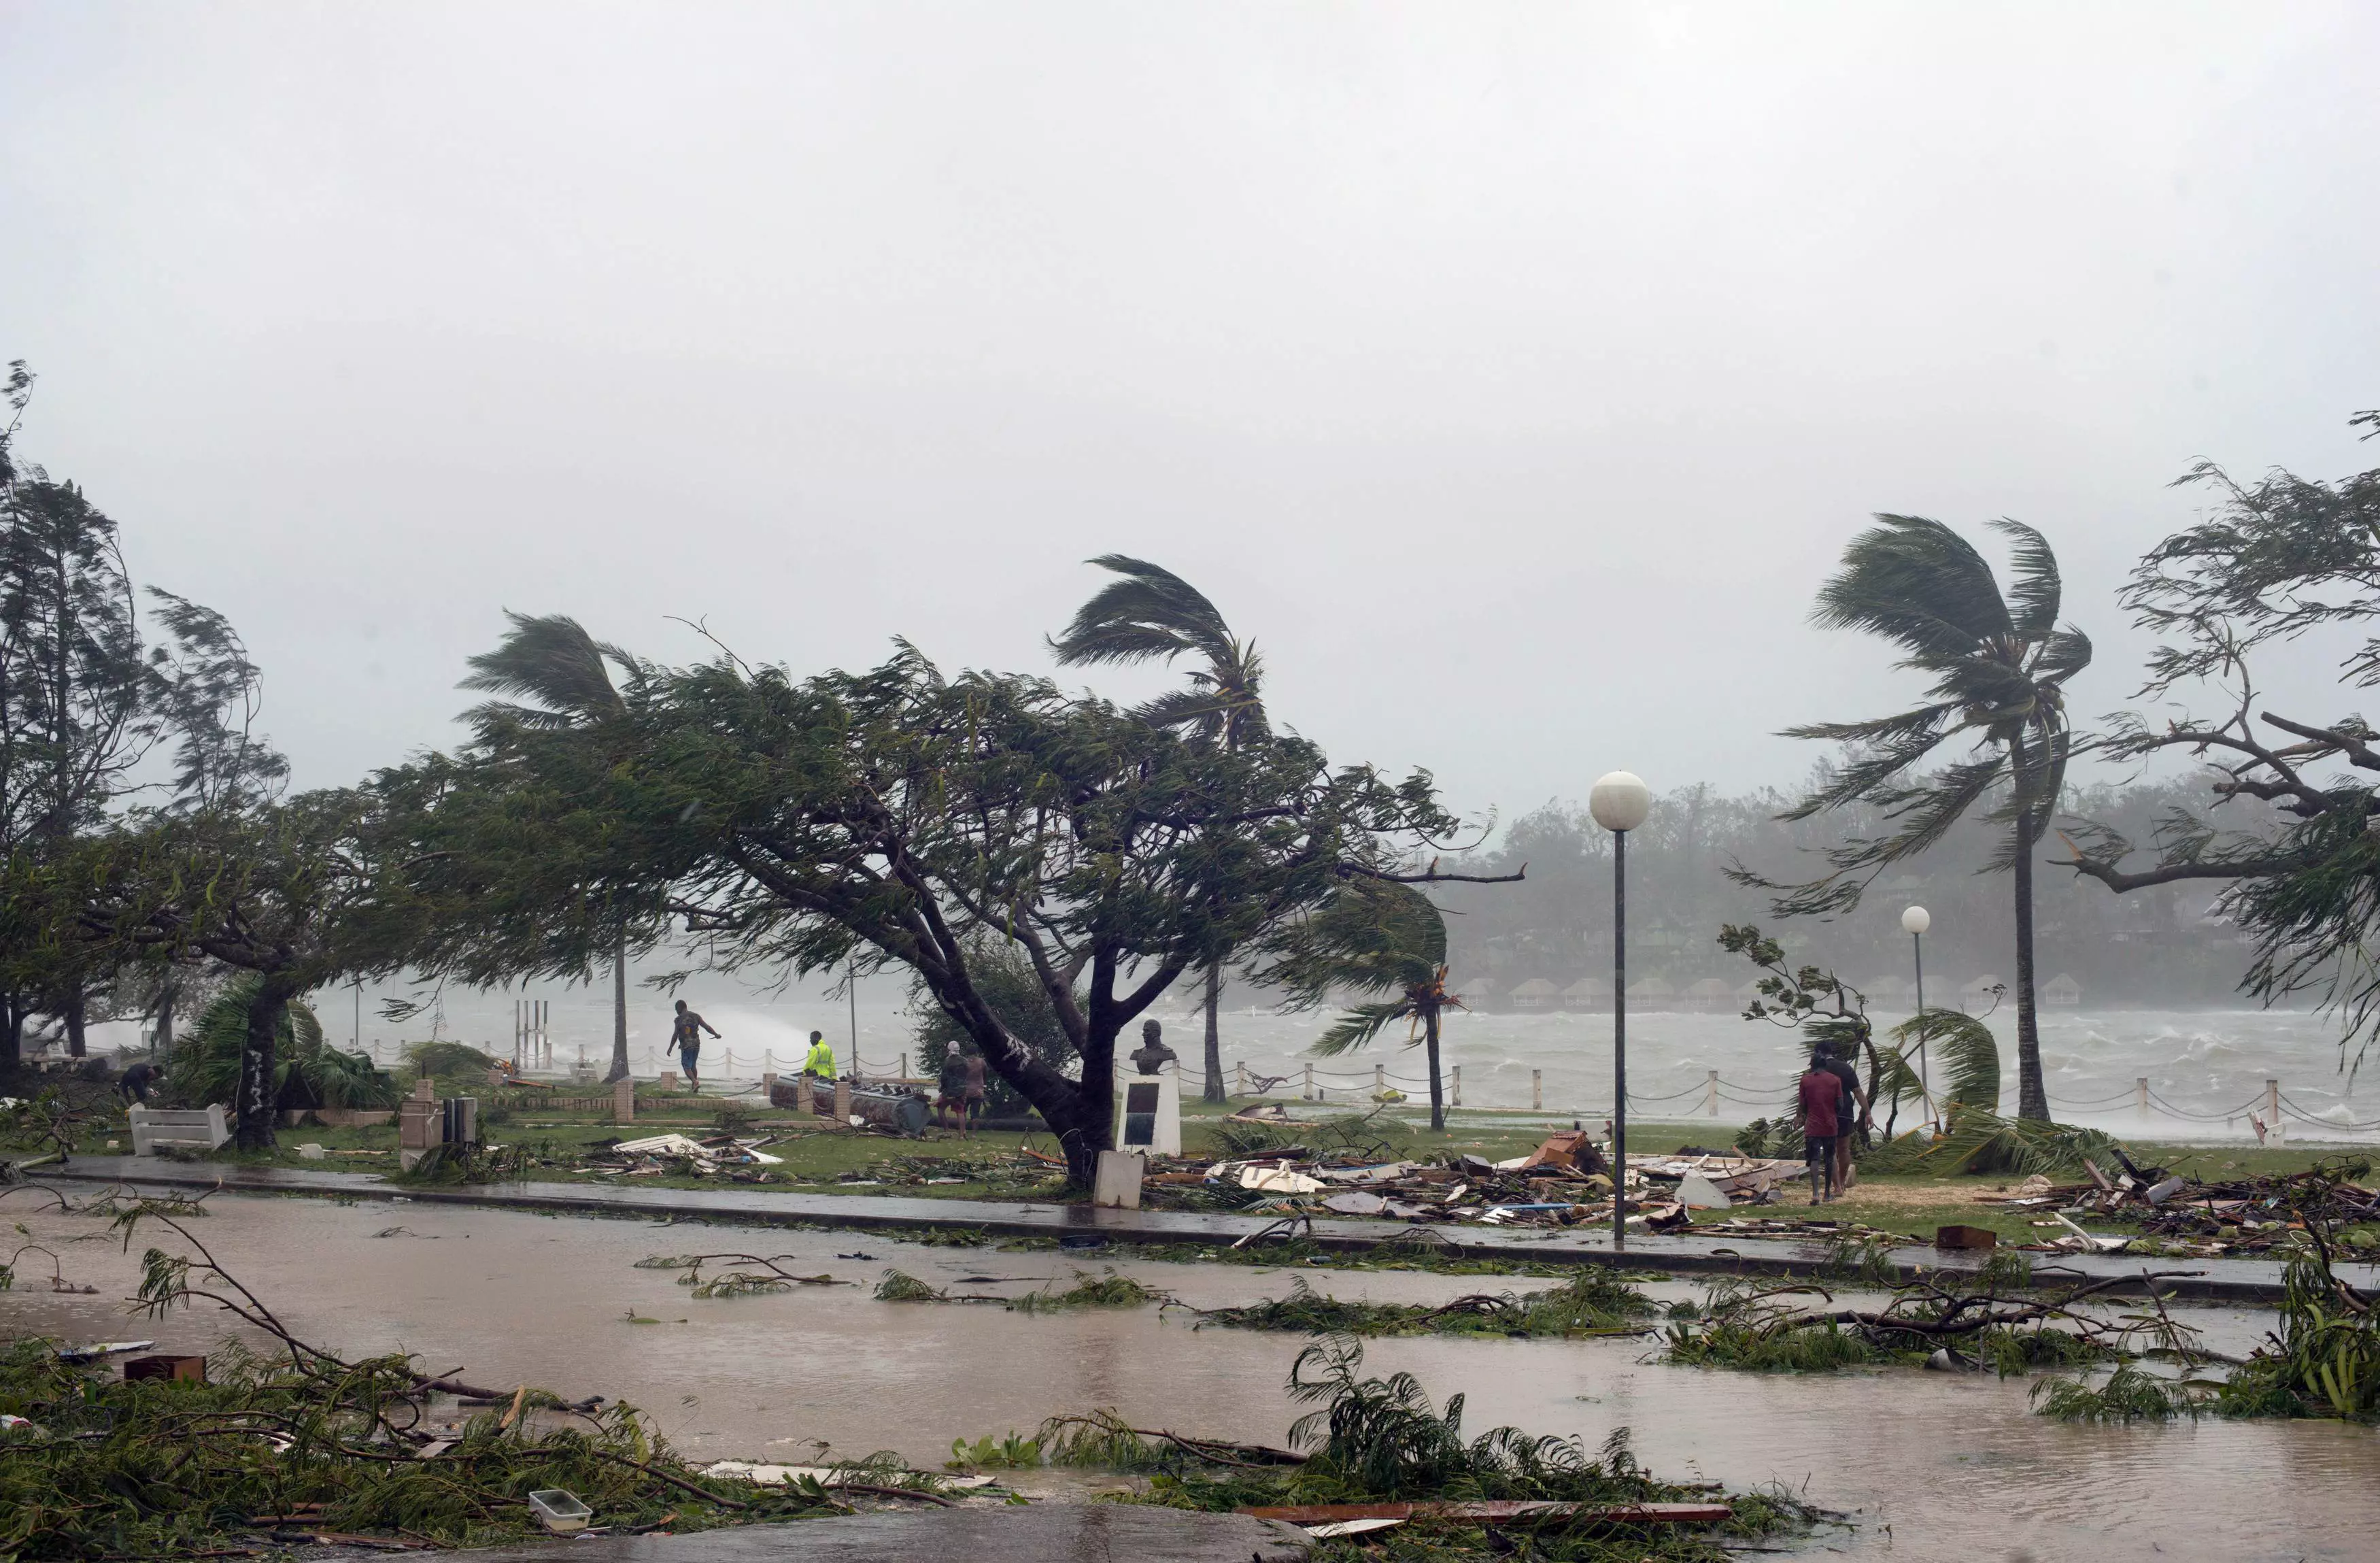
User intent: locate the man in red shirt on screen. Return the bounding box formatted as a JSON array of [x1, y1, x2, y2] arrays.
[[1799, 1055, 1848, 1204]]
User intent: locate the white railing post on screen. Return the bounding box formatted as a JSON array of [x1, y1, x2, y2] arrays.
[[2268, 1079, 2283, 1144], [1374, 1063, 1385, 1096], [1304, 1063, 1314, 1101], [1706, 1069, 1719, 1117]]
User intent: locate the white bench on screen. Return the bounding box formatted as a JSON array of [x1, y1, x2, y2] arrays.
[[129, 1105, 230, 1156]]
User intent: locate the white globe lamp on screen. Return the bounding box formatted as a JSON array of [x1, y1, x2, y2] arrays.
[[1901, 905, 1931, 936], [1588, 769, 1650, 1250], [1589, 771, 1652, 833]]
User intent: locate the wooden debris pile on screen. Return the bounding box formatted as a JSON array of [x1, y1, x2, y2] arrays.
[[1975, 1156, 2380, 1257]]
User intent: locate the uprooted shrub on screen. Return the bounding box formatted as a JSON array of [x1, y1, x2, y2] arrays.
[[1665, 1259, 2205, 1378]]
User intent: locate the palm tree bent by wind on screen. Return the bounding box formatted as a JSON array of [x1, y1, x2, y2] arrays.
[[458, 611, 640, 1083], [1259, 879, 1463, 1132], [1736, 516, 2090, 1122], [1049, 556, 1266, 1103]]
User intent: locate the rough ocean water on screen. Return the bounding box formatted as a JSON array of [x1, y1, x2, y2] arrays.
[[89, 977, 2375, 1145]]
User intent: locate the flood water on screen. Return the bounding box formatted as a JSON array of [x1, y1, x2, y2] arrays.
[[2, 1190, 2370, 1561]]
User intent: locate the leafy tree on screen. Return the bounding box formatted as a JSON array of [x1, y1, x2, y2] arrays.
[[1257, 879, 1462, 1130], [456, 611, 643, 1081], [70, 790, 394, 1148], [383, 642, 1494, 1186], [1738, 516, 2091, 1122], [0, 447, 153, 1062], [1049, 556, 1268, 1105], [0, 363, 275, 1071], [2061, 412, 2380, 1062]]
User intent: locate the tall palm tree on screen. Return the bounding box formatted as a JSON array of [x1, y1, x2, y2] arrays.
[[1744, 516, 2090, 1122], [1049, 556, 1266, 1103], [1259, 879, 1461, 1131], [458, 611, 639, 1082]]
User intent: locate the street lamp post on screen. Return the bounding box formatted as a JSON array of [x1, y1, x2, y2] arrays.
[[1591, 771, 1652, 1252], [1902, 905, 1932, 1127]]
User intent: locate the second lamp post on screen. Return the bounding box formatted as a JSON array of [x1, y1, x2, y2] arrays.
[[1589, 770, 1652, 1251]]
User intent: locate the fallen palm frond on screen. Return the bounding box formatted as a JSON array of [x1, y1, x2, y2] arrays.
[[1006, 1268, 1164, 1313], [2032, 1364, 2204, 1422], [1183, 1271, 1654, 1340], [1920, 1104, 2122, 1177], [870, 1268, 1007, 1304], [1040, 1408, 1305, 1473]]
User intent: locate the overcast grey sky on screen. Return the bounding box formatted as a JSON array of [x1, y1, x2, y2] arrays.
[[3, 2, 2375, 830]]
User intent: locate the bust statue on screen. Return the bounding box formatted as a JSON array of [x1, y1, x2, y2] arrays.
[[1128, 1018, 1177, 1077]]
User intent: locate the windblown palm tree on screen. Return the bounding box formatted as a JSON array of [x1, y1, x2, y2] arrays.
[[1739, 516, 2090, 1122], [1049, 557, 1266, 1103], [458, 612, 639, 1082], [1258, 878, 1461, 1131]]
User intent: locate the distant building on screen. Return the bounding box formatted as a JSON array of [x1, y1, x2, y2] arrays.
[[1863, 975, 1908, 1005], [1686, 977, 1735, 1009], [1734, 979, 1767, 1004], [1626, 977, 1676, 1008], [1961, 975, 2007, 1013], [1561, 977, 1610, 1010], [1460, 977, 1497, 1012], [1510, 977, 1561, 1011], [2044, 973, 2083, 1006]]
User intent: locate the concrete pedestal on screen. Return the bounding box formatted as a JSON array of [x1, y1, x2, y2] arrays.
[[1093, 1148, 1145, 1209], [1111, 1065, 1181, 1156]]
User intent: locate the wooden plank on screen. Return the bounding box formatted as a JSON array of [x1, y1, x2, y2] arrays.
[[1236, 1502, 1731, 1525]]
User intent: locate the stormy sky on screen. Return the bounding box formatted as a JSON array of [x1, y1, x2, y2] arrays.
[[4, 3, 2376, 830]]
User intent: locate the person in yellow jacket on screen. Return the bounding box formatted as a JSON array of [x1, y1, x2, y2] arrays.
[[802, 1030, 836, 1080]]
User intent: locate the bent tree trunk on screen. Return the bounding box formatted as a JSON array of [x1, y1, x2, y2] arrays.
[[2012, 807, 2048, 1122], [1202, 965, 1225, 1104], [606, 935, 630, 1083], [1424, 1007, 1445, 1133], [234, 974, 298, 1151]]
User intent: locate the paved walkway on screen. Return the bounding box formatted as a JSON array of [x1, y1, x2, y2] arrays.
[[44, 1154, 2344, 1304], [318, 1507, 1306, 1562]]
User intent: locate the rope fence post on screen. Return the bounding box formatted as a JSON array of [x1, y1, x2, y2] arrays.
[[2268, 1079, 2283, 1144], [1374, 1063, 1385, 1096], [1304, 1063, 1314, 1101], [1706, 1069, 1719, 1117], [1236, 1062, 1248, 1096], [1531, 1069, 1542, 1111], [2137, 1077, 2149, 1118], [1451, 1065, 1461, 1107]]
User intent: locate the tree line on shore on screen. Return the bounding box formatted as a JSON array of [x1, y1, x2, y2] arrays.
[[4, 354, 2377, 1176]]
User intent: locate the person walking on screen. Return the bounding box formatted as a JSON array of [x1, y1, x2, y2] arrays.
[[935, 1048, 970, 1134], [671, 999, 720, 1092], [802, 1029, 836, 1081], [961, 1047, 988, 1130], [1816, 1043, 1869, 1196], [1799, 1052, 1848, 1204]]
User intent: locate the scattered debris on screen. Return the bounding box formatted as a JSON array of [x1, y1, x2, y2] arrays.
[[1974, 1155, 2380, 1258]]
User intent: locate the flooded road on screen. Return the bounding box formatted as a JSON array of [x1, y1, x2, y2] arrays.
[[2, 1190, 2369, 1562]]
